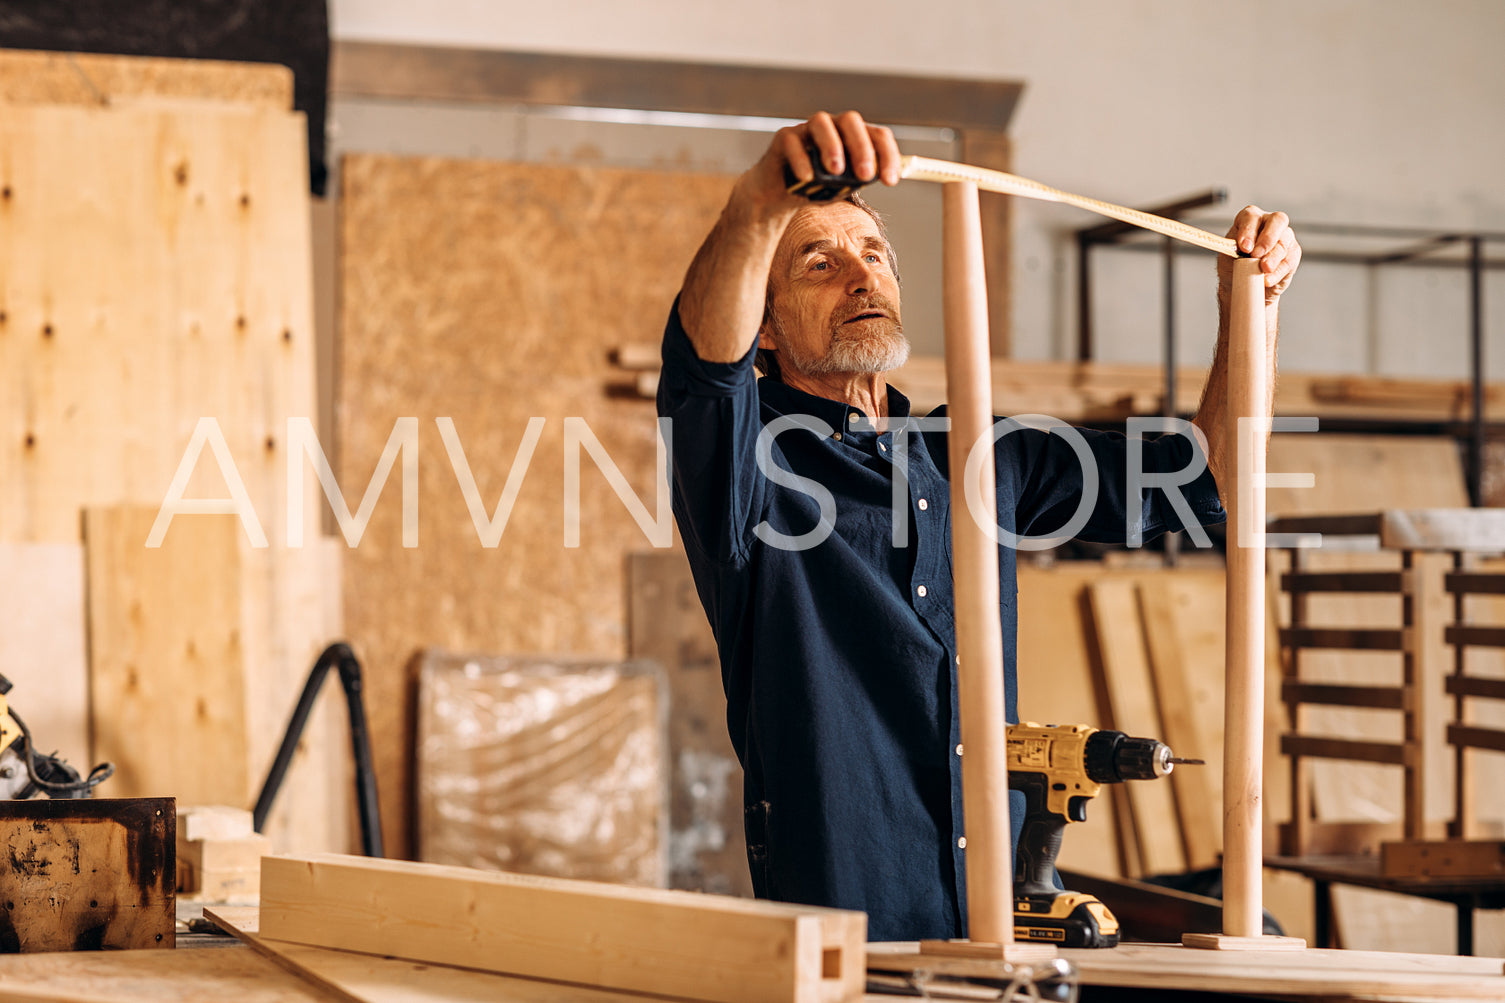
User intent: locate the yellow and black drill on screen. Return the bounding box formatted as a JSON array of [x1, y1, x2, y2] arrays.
[[1007, 722, 1198, 948]]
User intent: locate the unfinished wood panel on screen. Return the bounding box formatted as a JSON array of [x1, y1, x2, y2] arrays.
[[0, 944, 331, 1003], [415, 651, 667, 887], [0, 49, 292, 108], [0, 95, 337, 853], [1086, 578, 1184, 877], [958, 130, 1011, 357], [260, 853, 866, 1003], [0, 797, 174, 952], [0, 543, 87, 766], [338, 155, 732, 855], [208, 906, 659, 1003], [627, 551, 753, 897], [85, 506, 247, 803]]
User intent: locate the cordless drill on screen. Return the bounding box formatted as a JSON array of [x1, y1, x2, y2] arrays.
[[1007, 722, 1197, 948]]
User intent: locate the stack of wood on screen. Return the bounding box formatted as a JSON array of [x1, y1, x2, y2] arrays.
[[177, 806, 271, 904]]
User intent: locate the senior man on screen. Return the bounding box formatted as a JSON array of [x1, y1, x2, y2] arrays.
[[657, 110, 1300, 941]]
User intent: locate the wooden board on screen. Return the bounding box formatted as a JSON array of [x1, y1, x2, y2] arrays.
[[1086, 578, 1184, 877], [0, 946, 334, 1003], [415, 651, 667, 887], [0, 94, 339, 854], [869, 941, 1505, 998], [0, 542, 88, 766], [0, 797, 174, 952], [0, 49, 293, 109], [259, 853, 866, 1003], [626, 551, 752, 897], [207, 906, 659, 1003], [337, 154, 732, 856], [84, 506, 247, 804]]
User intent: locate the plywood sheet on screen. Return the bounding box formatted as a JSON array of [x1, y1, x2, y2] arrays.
[[337, 154, 732, 854], [0, 49, 293, 109], [84, 506, 247, 803], [0, 945, 331, 1003], [0, 542, 88, 766]]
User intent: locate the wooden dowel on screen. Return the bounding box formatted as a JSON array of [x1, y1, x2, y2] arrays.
[[941, 180, 1012, 946], [1222, 257, 1267, 939]]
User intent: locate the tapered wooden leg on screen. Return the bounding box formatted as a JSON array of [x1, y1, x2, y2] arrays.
[[1184, 258, 1303, 952]]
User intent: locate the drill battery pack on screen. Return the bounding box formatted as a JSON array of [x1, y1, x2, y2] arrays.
[[1014, 891, 1121, 949]]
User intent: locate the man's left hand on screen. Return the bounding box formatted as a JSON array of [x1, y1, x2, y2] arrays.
[[1219, 206, 1301, 307]]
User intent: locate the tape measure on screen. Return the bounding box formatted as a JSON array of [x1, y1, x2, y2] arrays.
[[785, 149, 1242, 258]]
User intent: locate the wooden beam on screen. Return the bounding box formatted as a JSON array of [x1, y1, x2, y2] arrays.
[[1448, 724, 1505, 753], [258, 854, 866, 1003], [1445, 571, 1505, 595], [1279, 627, 1407, 651], [1280, 735, 1408, 765], [1445, 625, 1505, 648], [1445, 675, 1505, 700], [1280, 681, 1406, 710], [959, 130, 1012, 357], [1381, 839, 1505, 879], [331, 41, 1024, 131], [1280, 571, 1406, 593]]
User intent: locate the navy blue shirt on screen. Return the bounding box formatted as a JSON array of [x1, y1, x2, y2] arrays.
[[657, 302, 1224, 941]]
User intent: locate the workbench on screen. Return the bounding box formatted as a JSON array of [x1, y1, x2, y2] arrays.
[[1266, 852, 1505, 955]]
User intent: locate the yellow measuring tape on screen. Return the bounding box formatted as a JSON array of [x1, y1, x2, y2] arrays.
[[898, 156, 1240, 258]]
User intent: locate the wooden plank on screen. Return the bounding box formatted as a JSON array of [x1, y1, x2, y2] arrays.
[[259, 853, 866, 1003], [1280, 681, 1406, 710], [0, 49, 292, 108], [414, 652, 667, 887], [1446, 674, 1505, 700], [1279, 626, 1406, 650], [338, 156, 732, 857], [1281, 570, 1406, 593], [958, 130, 1012, 357], [0, 543, 88, 766], [1137, 575, 1223, 870], [0, 797, 174, 952], [84, 506, 248, 804], [1381, 838, 1505, 879], [626, 552, 752, 897], [331, 41, 1023, 131], [1279, 736, 1407, 765], [207, 906, 659, 1003], [1085, 578, 1182, 877], [1448, 723, 1505, 752], [1446, 625, 1505, 647], [0, 945, 335, 1003], [1381, 508, 1505, 552], [1447, 571, 1505, 595]]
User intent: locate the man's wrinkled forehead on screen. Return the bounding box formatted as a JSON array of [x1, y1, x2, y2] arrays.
[[775, 202, 891, 273]]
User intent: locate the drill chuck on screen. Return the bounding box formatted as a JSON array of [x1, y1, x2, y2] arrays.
[[1083, 729, 1175, 783]]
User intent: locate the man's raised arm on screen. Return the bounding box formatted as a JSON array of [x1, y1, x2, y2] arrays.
[[1191, 206, 1303, 495], [676, 111, 902, 362]]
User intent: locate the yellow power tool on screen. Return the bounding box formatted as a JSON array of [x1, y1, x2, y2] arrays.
[[1007, 722, 1199, 948]]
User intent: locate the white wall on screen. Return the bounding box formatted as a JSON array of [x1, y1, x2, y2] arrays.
[[331, 0, 1505, 373]]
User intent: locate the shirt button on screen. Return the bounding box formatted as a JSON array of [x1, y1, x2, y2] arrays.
[[957, 837, 967, 849], [833, 432, 842, 441], [849, 413, 859, 425], [955, 744, 964, 756], [918, 498, 929, 511], [916, 585, 927, 598]]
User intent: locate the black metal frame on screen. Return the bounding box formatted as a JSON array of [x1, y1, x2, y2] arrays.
[[1078, 210, 1505, 505]]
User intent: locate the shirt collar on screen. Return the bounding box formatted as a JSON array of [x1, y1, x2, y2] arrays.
[[756, 377, 914, 431]]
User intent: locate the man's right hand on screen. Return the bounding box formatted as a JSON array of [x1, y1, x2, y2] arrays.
[[735, 110, 904, 212], [678, 111, 901, 365]]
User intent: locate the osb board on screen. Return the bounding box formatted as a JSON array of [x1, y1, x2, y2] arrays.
[[627, 551, 753, 897], [0, 99, 340, 852], [337, 154, 733, 855], [84, 506, 247, 804], [0, 797, 174, 952], [415, 651, 667, 887], [0, 542, 88, 766], [0, 49, 293, 108]]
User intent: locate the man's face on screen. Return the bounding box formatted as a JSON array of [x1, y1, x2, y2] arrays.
[[760, 201, 908, 377]]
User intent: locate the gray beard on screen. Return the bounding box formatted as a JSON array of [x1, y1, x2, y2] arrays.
[[773, 317, 911, 377]]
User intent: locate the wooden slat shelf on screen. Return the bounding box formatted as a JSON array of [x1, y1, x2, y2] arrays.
[[1280, 627, 1408, 651], [1281, 735, 1409, 766], [1448, 724, 1505, 753], [1281, 681, 1406, 710], [1281, 570, 1407, 593], [1446, 571, 1505, 595], [1446, 625, 1505, 648], [1445, 675, 1505, 700]]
